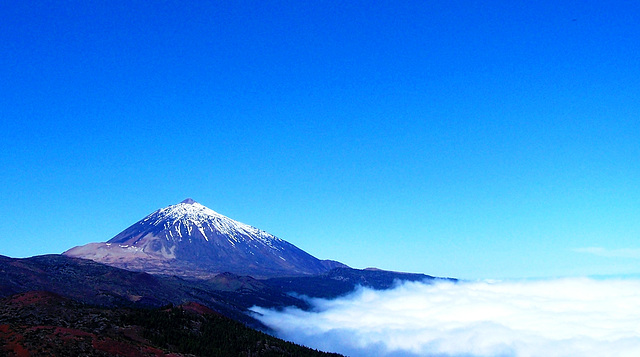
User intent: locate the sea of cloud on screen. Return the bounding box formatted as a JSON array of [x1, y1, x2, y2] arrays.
[[250, 278, 640, 357]]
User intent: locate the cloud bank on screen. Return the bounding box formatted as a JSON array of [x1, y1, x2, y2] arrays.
[[251, 278, 640, 357]]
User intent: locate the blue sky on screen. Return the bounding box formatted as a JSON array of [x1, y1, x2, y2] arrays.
[[1, 1, 639, 279]]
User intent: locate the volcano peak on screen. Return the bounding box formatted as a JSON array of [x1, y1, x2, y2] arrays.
[[63, 199, 346, 278]]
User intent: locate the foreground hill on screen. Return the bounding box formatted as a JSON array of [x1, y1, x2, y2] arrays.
[[64, 199, 345, 278], [0, 291, 342, 357]]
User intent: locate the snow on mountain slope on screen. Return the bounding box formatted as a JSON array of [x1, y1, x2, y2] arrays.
[[64, 199, 346, 278]]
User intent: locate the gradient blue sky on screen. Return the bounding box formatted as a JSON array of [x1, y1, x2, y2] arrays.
[[1, 1, 639, 279]]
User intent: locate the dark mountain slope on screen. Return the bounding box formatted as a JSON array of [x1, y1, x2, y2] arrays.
[[0, 291, 343, 357]]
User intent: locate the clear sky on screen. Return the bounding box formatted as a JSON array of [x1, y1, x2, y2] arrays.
[[1, 1, 639, 280]]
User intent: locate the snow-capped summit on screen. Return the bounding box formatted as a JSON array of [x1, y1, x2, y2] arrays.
[[64, 199, 345, 278], [118, 199, 284, 249]]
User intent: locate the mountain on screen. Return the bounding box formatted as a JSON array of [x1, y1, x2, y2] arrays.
[[3, 199, 454, 356], [64, 199, 346, 278]]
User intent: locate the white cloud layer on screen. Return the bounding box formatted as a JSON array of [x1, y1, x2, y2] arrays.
[[251, 278, 640, 357]]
